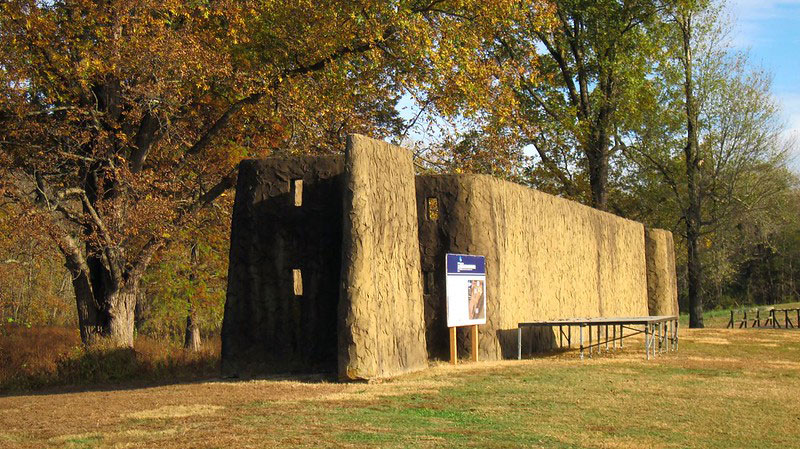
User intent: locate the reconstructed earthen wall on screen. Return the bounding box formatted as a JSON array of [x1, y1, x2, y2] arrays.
[[338, 135, 428, 380], [417, 175, 650, 360], [645, 228, 679, 316], [221, 156, 344, 376], [223, 135, 679, 379]]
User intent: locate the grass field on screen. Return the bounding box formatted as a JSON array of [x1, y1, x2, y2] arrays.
[[1, 323, 799, 448]]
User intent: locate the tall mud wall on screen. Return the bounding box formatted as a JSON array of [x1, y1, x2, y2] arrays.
[[417, 175, 650, 360], [645, 228, 679, 316], [338, 135, 428, 380], [222, 136, 678, 378], [222, 156, 344, 376]]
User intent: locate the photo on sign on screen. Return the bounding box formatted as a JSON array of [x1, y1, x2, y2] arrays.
[[445, 253, 487, 327], [467, 280, 485, 320]]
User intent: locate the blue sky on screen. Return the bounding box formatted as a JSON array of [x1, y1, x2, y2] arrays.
[[726, 0, 800, 158]]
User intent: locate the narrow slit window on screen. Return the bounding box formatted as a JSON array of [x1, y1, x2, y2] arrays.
[[291, 179, 303, 207], [293, 269, 303, 296], [424, 271, 434, 295], [426, 197, 439, 221]]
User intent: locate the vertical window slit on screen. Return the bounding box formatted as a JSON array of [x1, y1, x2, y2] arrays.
[[291, 179, 303, 207], [426, 197, 439, 220], [293, 269, 303, 296], [424, 271, 434, 295]]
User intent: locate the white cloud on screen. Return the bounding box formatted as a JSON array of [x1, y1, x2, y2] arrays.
[[725, 1, 800, 170], [726, 0, 800, 47], [781, 95, 800, 162]]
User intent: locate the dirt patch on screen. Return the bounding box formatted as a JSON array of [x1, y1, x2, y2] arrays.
[[310, 379, 454, 403], [685, 337, 730, 345], [770, 360, 800, 368], [686, 356, 739, 363], [127, 404, 224, 419], [48, 432, 103, 443]]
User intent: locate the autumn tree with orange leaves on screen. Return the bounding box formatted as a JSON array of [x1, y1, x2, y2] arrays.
[[0, 0, 547, 347]]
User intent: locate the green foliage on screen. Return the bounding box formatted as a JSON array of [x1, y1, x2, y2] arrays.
[[615, 0, 798, 310], [140, 217, 229, 341]]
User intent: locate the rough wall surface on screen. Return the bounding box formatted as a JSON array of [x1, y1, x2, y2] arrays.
[[417, 175, 649, 360], [645, 228, 679, 316], [338, 135, 428, 380], [222, 156, 344, 376]]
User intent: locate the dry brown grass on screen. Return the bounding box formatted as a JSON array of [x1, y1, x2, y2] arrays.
[[0, 326, 80, 388], [0, 325, 220, 392], [1, 327, 799, 448]]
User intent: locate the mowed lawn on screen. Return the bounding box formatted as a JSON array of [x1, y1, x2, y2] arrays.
[[1, 327, 799, 449]]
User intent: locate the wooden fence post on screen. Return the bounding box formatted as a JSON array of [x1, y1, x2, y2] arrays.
[[471, 324, 479, 362], [449, 326, 457, 365]]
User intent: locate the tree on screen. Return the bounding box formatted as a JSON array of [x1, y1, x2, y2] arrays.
[[0, 0, 537, 347], [496, 0, 662, 210], [0, 204, 74, 327], [619, 1, 795, 324], [674, 1, 705, 327], [138, 199, 230, 348]]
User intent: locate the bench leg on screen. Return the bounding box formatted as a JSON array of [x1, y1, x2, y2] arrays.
[[612, 325, 616, 350]]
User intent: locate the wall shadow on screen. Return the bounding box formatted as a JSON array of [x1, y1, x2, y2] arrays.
[[496, 327, 558, 359]]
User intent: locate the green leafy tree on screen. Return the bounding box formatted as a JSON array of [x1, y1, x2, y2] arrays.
[[496, 0, 663, 209], [619, 1, 796, 321]]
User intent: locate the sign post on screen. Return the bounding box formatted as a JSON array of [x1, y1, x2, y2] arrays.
[[445, 253, 487, 364]]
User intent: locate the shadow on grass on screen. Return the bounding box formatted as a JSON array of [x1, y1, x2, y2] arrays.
[[1, 350, 336, 398]]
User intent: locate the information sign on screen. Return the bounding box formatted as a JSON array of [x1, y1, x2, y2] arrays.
[[445, 253, 487, 327]]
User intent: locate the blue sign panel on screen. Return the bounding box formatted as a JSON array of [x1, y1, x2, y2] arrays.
[[446, 254, 486, 275]]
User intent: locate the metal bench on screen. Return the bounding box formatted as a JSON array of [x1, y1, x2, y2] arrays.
[[517, 316, 679, 360]]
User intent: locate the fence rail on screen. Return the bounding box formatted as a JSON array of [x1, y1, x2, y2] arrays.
[[726, 308, 800, 329]]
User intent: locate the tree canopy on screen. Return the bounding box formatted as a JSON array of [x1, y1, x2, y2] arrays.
[[1, 0, 797, 341], [0, 0, 547, 345]]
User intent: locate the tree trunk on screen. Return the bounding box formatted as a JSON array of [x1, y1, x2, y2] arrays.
[[107, 288, 137, 346], [686, 217, 704, 327], [60, 234, 139, 346], [584, 73, 614, 212], [681, 12, 704, 328], [184, 242, 201, 351], [184, 303, 201, 351], [586, 143, 609, 211], [72, 274, 139, 347]]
